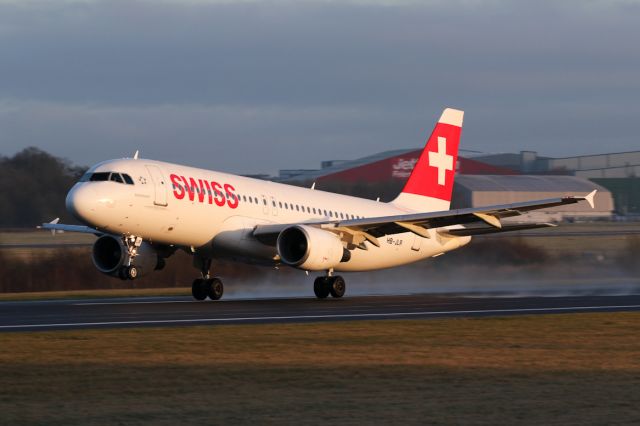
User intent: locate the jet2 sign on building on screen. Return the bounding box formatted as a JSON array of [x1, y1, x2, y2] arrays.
[[392, 158, 418, 178], [43, 109, 596, 301]]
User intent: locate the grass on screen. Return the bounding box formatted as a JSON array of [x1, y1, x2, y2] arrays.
[[1, 313, 639, 425], [0, 230, 95, 246], [0, 287, 190, 301]]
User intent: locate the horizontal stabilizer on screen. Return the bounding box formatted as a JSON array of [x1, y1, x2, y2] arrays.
[[39, 219, 100, 235]]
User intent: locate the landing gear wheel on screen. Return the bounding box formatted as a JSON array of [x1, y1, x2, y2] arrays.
[[329, 276, 346, 298], [126, 265, 139, 280], [191, 278, 207, 301], [118, 267, 129, 280], [313, 277, 330, 299], [207, 278, 224, 301]]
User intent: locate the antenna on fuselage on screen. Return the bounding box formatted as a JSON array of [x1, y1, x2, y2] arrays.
[[133, 150, 139, 160], [311, 182, 316, 190]]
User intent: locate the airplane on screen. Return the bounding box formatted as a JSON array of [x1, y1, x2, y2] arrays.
[[42, 108, 596, 301]]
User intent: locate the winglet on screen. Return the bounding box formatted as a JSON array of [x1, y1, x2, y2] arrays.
[[585, 190, 597, 209]]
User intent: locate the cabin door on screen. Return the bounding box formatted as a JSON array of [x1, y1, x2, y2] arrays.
[[145, 165, 168, 207]]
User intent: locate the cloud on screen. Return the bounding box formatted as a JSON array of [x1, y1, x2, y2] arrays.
[[0, 100, 427, 173], [1, 0, 639, 172]]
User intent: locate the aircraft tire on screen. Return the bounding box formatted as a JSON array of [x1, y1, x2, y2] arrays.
[[191, 279, 207, 301], [118, 267, 129, 280], [207, 278, 224, 301], [329, 276, 346, 298], [313, 277, 330, 299], [126, 265, 139, 280]]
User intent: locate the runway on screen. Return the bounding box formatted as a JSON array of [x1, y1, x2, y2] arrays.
[[1, 293, 640, 332]]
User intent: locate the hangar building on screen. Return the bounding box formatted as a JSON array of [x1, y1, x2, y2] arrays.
[[277, 148, 629, 217], [452, 175, 613, 222]]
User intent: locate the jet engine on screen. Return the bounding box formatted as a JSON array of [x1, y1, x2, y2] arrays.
[[277, 225, 350, 271], [92, 235, 165, 279]]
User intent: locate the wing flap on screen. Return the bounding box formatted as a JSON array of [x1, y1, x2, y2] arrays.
[[440, 222, 557, 237]]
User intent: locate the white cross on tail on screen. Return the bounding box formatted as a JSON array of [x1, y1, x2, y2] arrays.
[[428, 136, 453, 186]]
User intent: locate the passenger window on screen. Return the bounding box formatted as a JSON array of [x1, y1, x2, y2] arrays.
[[243, 195, 247, 202]]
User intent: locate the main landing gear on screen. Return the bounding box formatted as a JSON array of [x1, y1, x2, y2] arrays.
[[192, 256, 224, 301], [313, 274, 346, 299], [192, 277, 224, 301]]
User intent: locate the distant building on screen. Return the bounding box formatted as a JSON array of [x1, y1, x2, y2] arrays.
[[277, 149, 516, 184], [276, 147, 636, 216], [475, 150, 640, 178], [453, 175, 614, 221]]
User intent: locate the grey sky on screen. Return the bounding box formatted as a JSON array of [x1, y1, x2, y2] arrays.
[[1, 0, 639, 174]]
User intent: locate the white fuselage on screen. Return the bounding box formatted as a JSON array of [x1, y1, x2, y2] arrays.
[[67, 158, 470, 271]]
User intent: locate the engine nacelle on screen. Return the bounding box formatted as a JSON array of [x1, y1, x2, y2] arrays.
[[277, 225, 350, 271], [92, 235, 162, 279]]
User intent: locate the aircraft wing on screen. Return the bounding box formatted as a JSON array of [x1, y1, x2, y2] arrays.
[[38, 218, 101, 235], [253, 190, 596, 246]]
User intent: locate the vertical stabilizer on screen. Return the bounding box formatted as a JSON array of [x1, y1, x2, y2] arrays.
[[391, 108, 463, 212]]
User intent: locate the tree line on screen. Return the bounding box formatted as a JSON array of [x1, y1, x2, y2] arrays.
[[0, 147, 86, 228]]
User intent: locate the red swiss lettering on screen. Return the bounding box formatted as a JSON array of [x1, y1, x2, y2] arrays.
[[170, 174, 185, 200], [203, 180, 213, 204], [211, 181, 225, 206], [180, 176, 195, 201], [172, 174, 237, 210], [224, 183, 238, 209], [195, 179, 207, 203]]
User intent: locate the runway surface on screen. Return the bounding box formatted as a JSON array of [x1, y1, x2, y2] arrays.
[[1, 293, 640, 332]]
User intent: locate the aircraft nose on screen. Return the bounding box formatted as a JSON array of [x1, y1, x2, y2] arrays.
[[66, 184, 97, 224]]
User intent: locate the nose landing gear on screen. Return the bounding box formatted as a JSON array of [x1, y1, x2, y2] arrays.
[[118, 265, 139, 280]]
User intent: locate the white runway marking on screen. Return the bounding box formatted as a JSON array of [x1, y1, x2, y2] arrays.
[[2, 304, 640, 330], [74, 300, 195, 306]]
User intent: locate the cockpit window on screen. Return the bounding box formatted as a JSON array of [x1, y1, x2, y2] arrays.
[[83, 171, 135, 185], [110, 173, 124, 183], [89, 172, 111, 182]]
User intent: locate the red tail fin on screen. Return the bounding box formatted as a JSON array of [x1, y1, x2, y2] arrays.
[[392, 108, 464, 212]]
